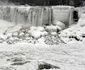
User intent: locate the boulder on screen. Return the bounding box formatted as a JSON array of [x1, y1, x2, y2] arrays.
[[51, 32, 57, 36], [0, 34, 7, 40], [41, 31, 48, 36], [18, 32, 25, 38], [6, 37, 14, 44], [77, 18, 85, 27], [45, 25, 57, 33], [53, 21, 65, 29], [56, 26, 62, 32], [37, 26, 45, 32], [0, 38, 4, 43], [25, 33, 30, 37], [30, 31, 42, 39], [0, 35, 7, 43], [12, 31, 19, 37], [30, 26, 37, 31]]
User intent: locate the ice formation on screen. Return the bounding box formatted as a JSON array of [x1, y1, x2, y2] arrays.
[[0, 6, 74, 27]]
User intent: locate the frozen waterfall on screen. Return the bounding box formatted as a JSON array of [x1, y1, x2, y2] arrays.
[[0, 6, 74, 27]]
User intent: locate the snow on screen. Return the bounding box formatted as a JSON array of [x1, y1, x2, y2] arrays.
[[0, 42, 85, 70], [1, 20, 85, 70], [0, 6, 85, 70], [0, 20, 14, 34]]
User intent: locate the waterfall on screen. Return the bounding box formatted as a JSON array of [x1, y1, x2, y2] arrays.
[[52, 6, 74, 26], [0, 6, 74, 27], [0, 6, 52, 26]]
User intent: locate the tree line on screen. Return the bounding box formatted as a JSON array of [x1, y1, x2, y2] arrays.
[[1, 0, 85, 7]]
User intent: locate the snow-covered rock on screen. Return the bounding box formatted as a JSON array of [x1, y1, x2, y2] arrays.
[[30, 26, 45, 32], [6, 37, 14, 44], [77, 18, 85, 27], [18, 32, 25, 38], [0, 35, 7, 43], [37, 26, 45, 31], [0, 34, 7, 40], [53, 21, 66, 30], [30, 31, 42, 39], [30, 26, 37, 31], [45, 25, 57, 32], [5, 33, 12, 38], [12, 31, 19, 37], [41, 31, 48, 36], [44, 35, 62, 45], [25, 33, 30, 37], [51, 32, 57, 36], [56, 26, 62, 32], [59, 23, 85, 44]]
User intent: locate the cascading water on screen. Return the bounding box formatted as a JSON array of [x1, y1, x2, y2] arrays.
[[0, 6, 52, 26], [0, 5, 74, 27]]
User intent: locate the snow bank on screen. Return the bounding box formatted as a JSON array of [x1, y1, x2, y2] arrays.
[[78, 6, 85, 18], [77, 7, 85, 27], [77, 18, 85, 27], [59, 24, 85, 44]]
